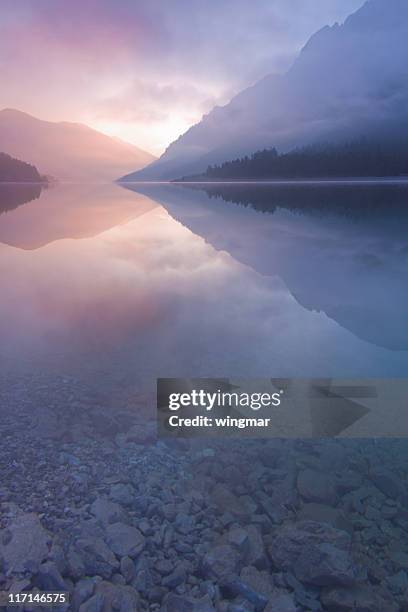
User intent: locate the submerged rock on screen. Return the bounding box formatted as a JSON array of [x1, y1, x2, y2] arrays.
[[70, 537, 119, 579], [105, 522, 145, 558], [36, 561, 66, 591], [94, 580, 140, 611], [202, 544, 241, 582], [369, 467, 406, 500], [0, 512, 51, 574], [264, 590, 297, 612], [269, 521, 355, 586], [297, 469, 337, 506], [297, 504, 353, 535], [162, 593, 215, 611], [90, 496, 127, 526], [321, 584, 399, 612], [109, 483, 135, 506], [225, 566, 273, 611]]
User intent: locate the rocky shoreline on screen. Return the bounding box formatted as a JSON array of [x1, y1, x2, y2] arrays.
[[0, 373, 407, 611]]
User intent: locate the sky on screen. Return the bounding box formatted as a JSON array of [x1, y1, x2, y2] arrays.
[[0, 0, 364, 155]]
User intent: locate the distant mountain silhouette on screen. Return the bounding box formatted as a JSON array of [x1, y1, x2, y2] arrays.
[[123, 0, 408, 181], [125, 182, 408, 351], [0, 152, 44, 183], [0, 109, 155, 181]]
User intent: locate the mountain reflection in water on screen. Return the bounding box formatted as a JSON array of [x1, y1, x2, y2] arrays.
[[1, 181, 408, 389], [0, 182, 43, 215], [127, 182, 408, 351]]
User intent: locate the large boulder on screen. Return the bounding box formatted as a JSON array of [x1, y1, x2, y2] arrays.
[[297, 504, 353, 535], [105, 522, 145, 558], [69, 537, 119, 579], [269, 521, 356, 587], [0, 513, 51, 574], [36, 561, 66, 591]]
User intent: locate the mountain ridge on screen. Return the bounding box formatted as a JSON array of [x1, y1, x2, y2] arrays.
[[0, 109, 155, 181], [121, 0, 408, 182]]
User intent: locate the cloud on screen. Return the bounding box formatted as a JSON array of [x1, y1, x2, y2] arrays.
[[98, 79, 218, 124], [0, 0, 365, 153]]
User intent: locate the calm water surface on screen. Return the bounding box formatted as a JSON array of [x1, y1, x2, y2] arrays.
[[1, 181, 408, 391]]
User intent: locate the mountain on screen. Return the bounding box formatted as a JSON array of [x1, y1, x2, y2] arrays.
[[0, 152, 44, 182], [121, 0, 408, 181], [0, 109, 155, 181]]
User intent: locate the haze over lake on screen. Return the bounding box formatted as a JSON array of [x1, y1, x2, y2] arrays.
[[1, 182, 408, 388]]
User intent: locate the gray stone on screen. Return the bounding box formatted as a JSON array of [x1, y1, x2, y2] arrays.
[[294, 542, 356, 586], [79, 593, 105, 612], [211, 484, 249, 518], [90, 496, 127, 526], [95, 580, 140, 611], [297, 470, 337, 505], [161, 564, 186, 588], [109, 483, 135, 506], [0, 512, 50, 574], [36, 561, 66, 591], [335, 470, 363, 495], [227, 598, 255, 612], [228, 527, 249, 553], [72, 578, 95, 611], [370, 467, 405, 500], [105, 522, 145, 558], [387, 570, 408, 595], [120, 556, 135, 583], [264, 590, 297, 612], [74, 537, 119, 579], [246, 525, 267, 569], [226, 566, 273, 611], [155, 558, 174, 576], [297, 504, 353, 535], [269, 521, 355, 586], [202, 544, 241, 582], [163, 593, 215, 611], [284, 572, 321, 610], [390, 550, 408, 571], [321, 585, 399, 612], [48, 542, 67, 575]]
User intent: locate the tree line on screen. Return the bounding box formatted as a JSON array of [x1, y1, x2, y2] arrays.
[[202, 141, 408, 179]]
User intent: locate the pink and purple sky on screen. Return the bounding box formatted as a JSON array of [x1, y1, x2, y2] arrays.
[[0, 0, 363, 155]]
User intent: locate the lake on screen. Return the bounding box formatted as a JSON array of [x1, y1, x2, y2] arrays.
[[1, 181, 408, 384], [1, 181, 408, 609]]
